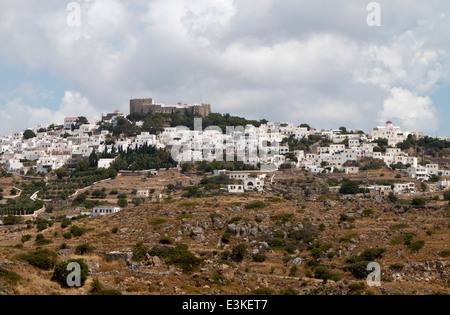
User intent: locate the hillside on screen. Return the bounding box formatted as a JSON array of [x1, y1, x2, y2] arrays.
[[0, 169, 448, 296]]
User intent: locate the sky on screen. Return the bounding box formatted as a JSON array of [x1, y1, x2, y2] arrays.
[[0, 0, 449, 137]]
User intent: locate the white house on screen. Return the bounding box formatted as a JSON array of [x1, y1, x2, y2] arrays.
[[425, 164, 439, 176], [393, 182, 416, 194], [243, 175, 265, 192], [98, 158, 116, 169], [341, 167, 359, 175], [227, 172, 250, 180], [439, 179, 450, 190], [6, 159, 24, 172], [408, 166, 430, 181], [92, 206, 121, 216], [136, 190, 150, 197], [369, 121, 408, 146], [64, 117, 79, 130], [227, 185, 245, 193]]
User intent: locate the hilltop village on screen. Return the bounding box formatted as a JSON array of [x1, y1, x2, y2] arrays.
[[0, 99, 449, 295]]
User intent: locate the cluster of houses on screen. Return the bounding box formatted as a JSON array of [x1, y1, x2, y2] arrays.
[[1, 111, 448, 197]]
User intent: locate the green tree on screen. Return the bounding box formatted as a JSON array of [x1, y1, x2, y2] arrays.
[[117, 198, 128, 207], [76, 116, 89, 126], [2, 215, 24, 226], [443, 191, 450, 201], [56, 168, 69, 179], [89, 151, 98, 167], [132, 242, 149, 262], [339, 179, 360, 195], [23, 129, 37, 140], [231, 244, 247, 262]]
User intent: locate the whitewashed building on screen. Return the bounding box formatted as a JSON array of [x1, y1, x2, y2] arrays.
[[98, 158, 116, 169], [92, 206, 121, 216], [393, 183, 416, 194]]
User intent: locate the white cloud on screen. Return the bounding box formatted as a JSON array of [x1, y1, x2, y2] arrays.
[[379, 87, 439, 133], [0, 91, 99, 136], [0, 0, 449, 135]]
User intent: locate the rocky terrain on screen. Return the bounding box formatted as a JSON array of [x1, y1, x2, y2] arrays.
[[0, 169, 449, 296]]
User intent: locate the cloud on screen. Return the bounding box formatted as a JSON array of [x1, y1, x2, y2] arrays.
[[379, 87, 439, 133], [0, 91, 99, 136], [0, 0, 449, 136]]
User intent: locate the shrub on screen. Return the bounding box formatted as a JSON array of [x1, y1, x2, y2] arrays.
[[132, 242, 149, 262], [268, 238, 286, 249], [388, 194, 399, 203], [349, 261, 371, 279], [348, 283, 366, 295], [21, 235, 32, 243], [339, 180, 360, 195], [89, 278, 122, 295], [14, 250, 57, 270], [228, 217, 244, 224], [390, 224, 410, 231], [133, 197, 146, 206], [438, 250, 450, 258], [311, 247, 324, 259], [149, 219, 167, 227], [411, 197, 427, 207], [271, 213, 295, 226], [176, 212, 193, 220], [70, 225, 86, 237], [0, 267, 22, 286], [36, 220, 48, 232], [248, 288, 274, 295], [117, 198, 128, 207], [74, 244, 96, 255], [35, 234, 52, 246], [63, 233, 73, 240], [443, 191, 450, 201], [231, 244, 248, 262], [339, 234, 358, 243], [340, 214, 356, 223], [251, 253, 267, 263], [92, 190, 107, 199], [314, 266, 341, 282], [2, 215, 24, 226], [52, 259, 89, 287], [221, 233, 232, 244], [359, 248, 386, 261], [159, 237, 173, 245], [288, 229, 317, 244], [166, 250, 203, 274], [111, 227, 119, 234], [61, 217, 72, 229], [244, 201, 267, 210], [279, 287, 299, 295], [220, 250, 231, 261], [285, 244, 297, 254], [362, 209, 375, 217], [407, 241, 425, 252], [289, 265, 298, 277], [149, 244, 203, 274]]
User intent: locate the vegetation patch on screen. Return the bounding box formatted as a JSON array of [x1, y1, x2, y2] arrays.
[[14, 250, 57, 270]]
